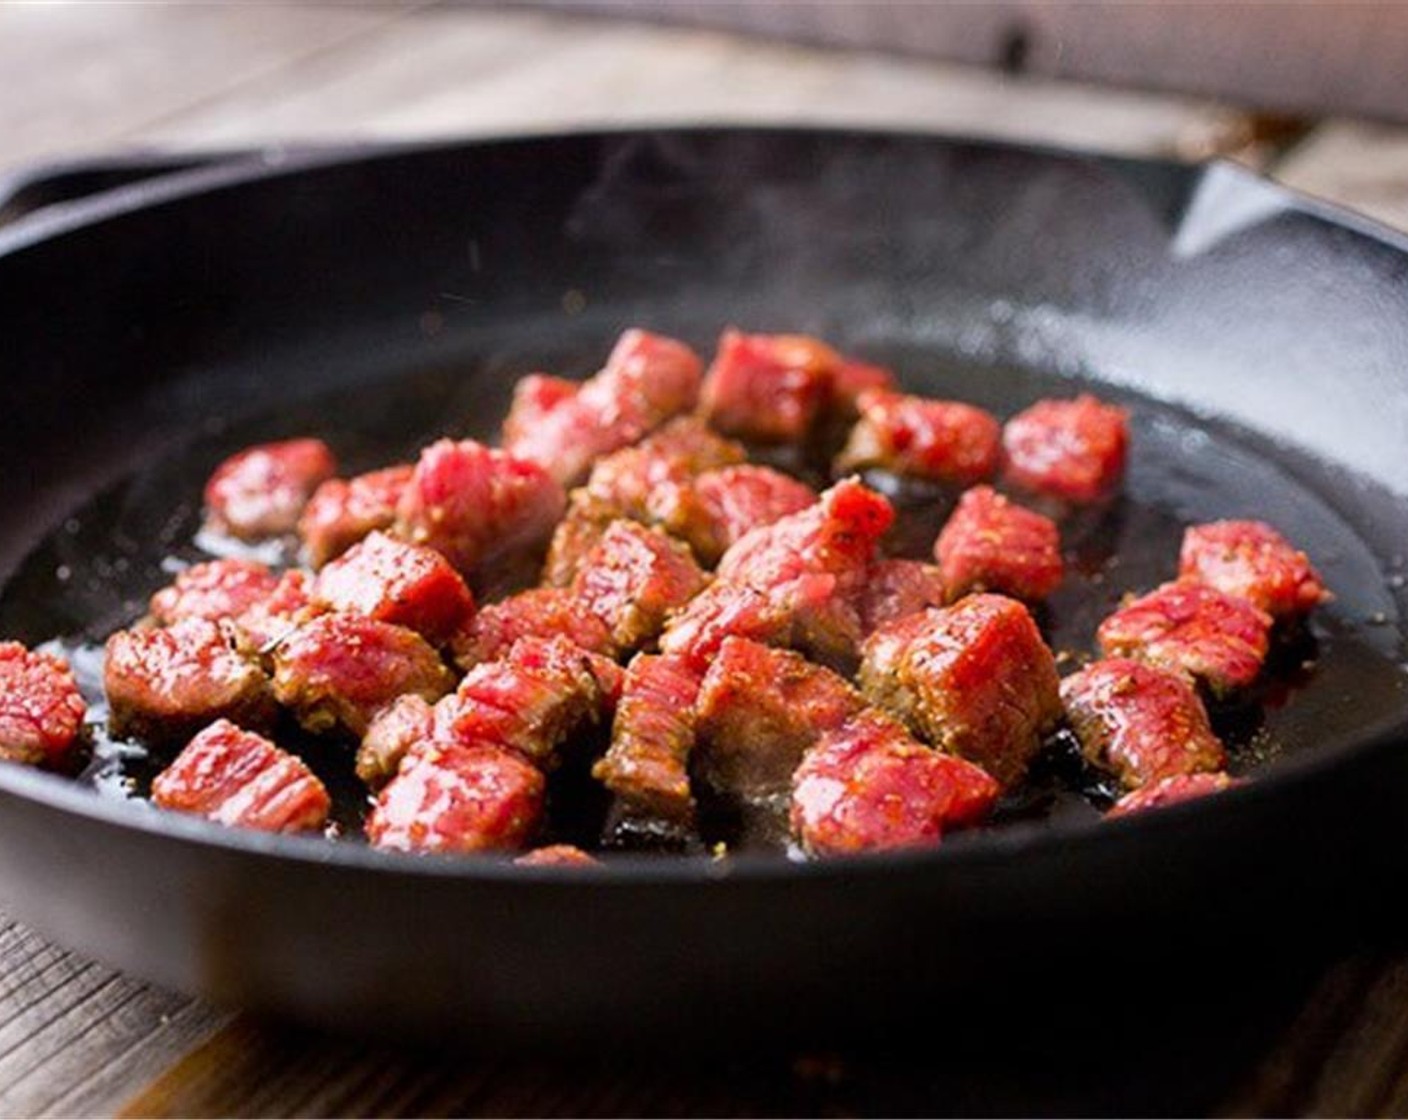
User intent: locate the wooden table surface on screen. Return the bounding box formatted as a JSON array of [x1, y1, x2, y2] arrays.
[[3, 5, 1408, 1117]]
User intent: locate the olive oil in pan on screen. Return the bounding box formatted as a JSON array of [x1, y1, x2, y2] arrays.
[[2, 348, 1404, 855]]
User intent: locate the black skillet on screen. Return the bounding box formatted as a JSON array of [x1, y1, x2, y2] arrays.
[[0, 129, 1405, 1046]]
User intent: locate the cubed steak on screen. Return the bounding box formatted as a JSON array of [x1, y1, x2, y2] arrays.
[[857, 559, 948, 636], [1061, 658, 1225, 790], [935, 485, 1063, 602], [394, 438, 565, 584], [502, 329, 703, 485], [858, 594, 1062, 786], [831, 358, 896, 415], [149, 558, 281, 627], [694, 638, 865, 801], [450, 587, 614, 670], [313, 531, 475, 645], [542, 493, 623, 589], [1097, 580, 1272, 695], [658, 580, 811, 669], [790, 711, 1000, 858], [514, 844, 600, 867], [272, 615, 453, 738], [1002, 394, 1129, 503], [1179, 520, 1329, 619], [434, 636, 623, 769], [593, 654, 703, 830], [699, 329, 841, 443], [355, 693, 435, 789], [233, 569, 313, 651], [570, 521, 707, 654], [835, 389, 1002, 486], [584, 417, 746, 523], [298, 464, 412, 568], [203, 437, 337, 541], [105, 619, 274, 744], [653, 465, 817, 566], [152, 719, 329, 833], [367, 742, 545, 854], [0, 642, 86, 768], [1108, 772, 1240, 818]]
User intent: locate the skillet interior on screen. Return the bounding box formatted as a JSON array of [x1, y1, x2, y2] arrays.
[[0, 129, 1405, 1041]]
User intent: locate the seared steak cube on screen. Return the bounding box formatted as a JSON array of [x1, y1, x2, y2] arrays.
[[355, 693, 435, 789], [394, 438, 565, 583], [585, 417, 746, 522], [657, 580, 804, 669], [655, 465, 817, 566], [515, 844, 599, 867], [272, 615, 453, 738], [313, 530, 475, 645], [105, 618, 274, 744], [298, 464, 412, 569], [694, 638, 865, 801], [1061, 658, 1225, 790], [1108, 772, 1240, 818], [831, 358, 896, 415], [570, 521, 707, 654], [0, 642, 86, 768], [233, 569, 313, 651], [857, 559, 948, 636], [542, 492, 620, 589], [700, 329, 840, 443], [858, 594, 1061, 786], [435, 636, 623, 769], [1002, 394, 1128, 503], [149, 558, 281, 627], [1097, 580, 1272, 695], [790, 711, 1000, 858], [1179, 520, 1329, 619], [203, 438, 337, 541], [502, 373, 580, 451], [593, 653, 703, 827], [367, 742, 545, 854], [451, 587, 614, 670], [152, 719, 329, 833], [935, 485, 1063, 602], [503, 329, 703, 485], [835, 389, 1001, 486]]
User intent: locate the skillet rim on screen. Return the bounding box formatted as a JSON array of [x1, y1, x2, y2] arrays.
[[0, 123, 1404, 885]]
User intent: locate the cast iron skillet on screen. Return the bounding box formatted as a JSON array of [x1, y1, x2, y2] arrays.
[[0, 129, 1405, 1045]]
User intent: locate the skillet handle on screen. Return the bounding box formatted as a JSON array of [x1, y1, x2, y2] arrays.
[[0, 151, 251, 228]]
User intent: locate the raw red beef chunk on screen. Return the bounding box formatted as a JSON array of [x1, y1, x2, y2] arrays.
[[694, 638, 865, 800], [105, 619, 274, 744], [356, 693, 435, 789], [570, 521, 707, 654], [584, 417, 746, 523], [1061, 658, 1225, 790], [857, 560, 948, 636], [593, 654, 703, 827], [451, 587, 614, 670], [654, 465, 817, 565], [858, 594, 1062, 787], [203, 438, 337, 541], [935, 485, 1063, 602], [835, 390, 1001, 486], [831, 358, 896, 414], [667, 479, 892, 665], [367, 742, 545, 854], [235, 569, 314, 651], [1002, 394, 1129, 503], [1108, 771, 1240, 818], [700, 329, 842, 443], [1179, 520, 1329, 619], [298, 464, 412, 569], [501, 374, 579, 450], [434, 636, 622, 769], [1097, 580, 1272, 695], [514, 844, 599, 867], [502, 329, 703, 485], [542, 493, 622, 589], [272, 615, 453, 738], [790, 711, 1000, 858], [395, 438, 565, 582], [149, 559, 281, 627], [0, 642, 86, 768], [152, 719, 329, 833], [313, 531, 475, 645]]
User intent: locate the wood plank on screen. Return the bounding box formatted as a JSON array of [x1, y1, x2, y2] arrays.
[[1271, 118, 1408, 233], [0, 4, 418, 169], [130, 7, 1231, 159]]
